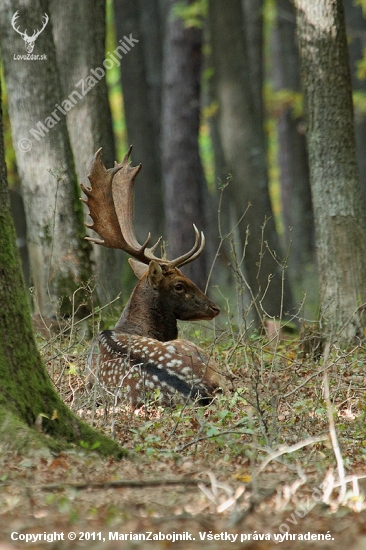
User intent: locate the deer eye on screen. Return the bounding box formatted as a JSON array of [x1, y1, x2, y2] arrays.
[[175, 282, 185, 293]]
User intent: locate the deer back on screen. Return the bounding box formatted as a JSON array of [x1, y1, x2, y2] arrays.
[[88, 332, 224, 406]]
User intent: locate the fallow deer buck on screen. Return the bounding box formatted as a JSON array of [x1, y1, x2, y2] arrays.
[[81, 146, 225, 407]]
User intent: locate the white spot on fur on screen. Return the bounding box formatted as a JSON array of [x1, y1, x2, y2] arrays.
[[182, 366, 193, 375]]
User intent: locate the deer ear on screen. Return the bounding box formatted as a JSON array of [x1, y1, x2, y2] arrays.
[[148, 260, 164, 289], [128, 258, 148, 280]]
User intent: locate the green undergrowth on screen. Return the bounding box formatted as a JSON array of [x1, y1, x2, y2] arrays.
[[35, 313, 366, 484]]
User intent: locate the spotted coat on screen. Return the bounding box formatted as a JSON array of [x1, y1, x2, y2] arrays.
[[87, 330, 224, 406]]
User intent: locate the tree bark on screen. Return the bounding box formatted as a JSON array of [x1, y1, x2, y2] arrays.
[[0, 77, 124, 458], [273, 0, 314, 283], [344, 0, 366, 207], [137, 0, 163, 148], [50, 0, 123, 305], [0, 0, 92, 318], [208, 0, 295, 322], [9, 186, 31, 289], [294, 0, 366, 342], [113, 0, 164, 244], [242, 0, 264, 127], [201, 40, 230, 275], [161, 0, 208, 288]]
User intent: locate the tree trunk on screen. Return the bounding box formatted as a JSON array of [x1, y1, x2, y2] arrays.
[[161, 0, 208, 288], [137, 0, 163, 148], [344, 0, 366, 207], [50, 0, 123, 305], [294, 0, 366, 342], [9, 186, 31, 290], [0, 0, 92, 318], [208, 0, 295, 322], [242, 0, 264, 127], [201, 41, 230, 277], [273, 0, 314, 284], [113, 0, 164, 244], [0, 78, 124, 458]]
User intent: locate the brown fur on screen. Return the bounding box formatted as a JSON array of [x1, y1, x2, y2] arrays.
[[87, 263, 225, 406]]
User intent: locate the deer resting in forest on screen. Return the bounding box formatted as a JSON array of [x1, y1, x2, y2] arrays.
[[81, 146, 225, 406]]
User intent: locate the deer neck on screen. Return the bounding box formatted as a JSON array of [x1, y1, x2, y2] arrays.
[[114, 279, 178, 341]]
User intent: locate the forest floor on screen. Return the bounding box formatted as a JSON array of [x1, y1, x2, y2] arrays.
[[1, 317, 366, 549]]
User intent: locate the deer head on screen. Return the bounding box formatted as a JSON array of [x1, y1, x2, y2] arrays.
[[11, 11, 49, 54], [81, 146, 220, 341]]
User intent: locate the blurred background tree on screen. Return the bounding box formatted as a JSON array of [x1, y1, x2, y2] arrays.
[[0, 0, 92, 319], [50, 0, 123, 306], [113, 0, 164, 245], [344, 0, 366, 206], [272, 0, 314, 290]]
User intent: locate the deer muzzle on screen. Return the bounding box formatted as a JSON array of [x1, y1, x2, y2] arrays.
[[209, 303, 220, 317]]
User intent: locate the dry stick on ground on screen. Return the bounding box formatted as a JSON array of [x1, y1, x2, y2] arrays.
[[38, 477, 211, 492], [333, 474, 366, 487], [255, 434, 329, 475], [322, 343, 347, 503]]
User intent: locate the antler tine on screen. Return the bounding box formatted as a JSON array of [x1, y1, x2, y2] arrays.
[[145, 235, 163, 255], [169, 224, 205, 269]]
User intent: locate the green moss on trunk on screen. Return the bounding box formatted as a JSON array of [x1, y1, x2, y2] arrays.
[[0, 217, 126, 458], [0, 211, 126, 458]]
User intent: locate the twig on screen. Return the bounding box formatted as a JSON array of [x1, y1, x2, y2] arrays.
[[283, 341, 362, 399], [333, 474, 366, 487], [39, 477, 209, 492], [255, 434, 329, 475], [173, 428, 253, 453], [322, 344, 346, 503], [39, 294, 121, 352]]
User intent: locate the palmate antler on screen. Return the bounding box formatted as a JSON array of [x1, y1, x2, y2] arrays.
[[80, 146, 205, 269]]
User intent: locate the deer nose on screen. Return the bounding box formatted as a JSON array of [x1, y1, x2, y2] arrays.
[[210, 304, 220, 317]]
